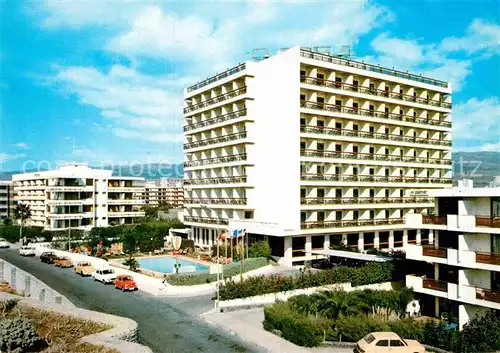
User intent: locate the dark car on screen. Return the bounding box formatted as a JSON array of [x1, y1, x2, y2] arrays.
[[40, 251, 57, 264]]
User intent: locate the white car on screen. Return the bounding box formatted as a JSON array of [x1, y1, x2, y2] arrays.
[[19, 246, 36, 256], [92, 268, 117, 284], [0, 238, 9, 249]]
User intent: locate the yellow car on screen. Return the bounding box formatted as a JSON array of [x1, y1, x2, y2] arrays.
[[354, 332, 425, 353], [75, 261, 95, 276]]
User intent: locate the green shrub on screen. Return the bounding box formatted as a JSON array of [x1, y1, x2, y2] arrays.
[[122, 255, 139, 271], [180, 239, 194, 251], [460, 310, 500, 353], [263, 302, 328, 347], [335, 314, 389, 342], [423, 322, 461, 352], [219, 262, 393, 300], [0, 317, 46, 352], [248, 241, 271, 258], [167, 257, 269, 286], [389, 319, 425, 341]]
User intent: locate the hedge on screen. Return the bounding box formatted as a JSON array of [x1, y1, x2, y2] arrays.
[[167, 257, 270, 286], [219, 262, 393, 300]]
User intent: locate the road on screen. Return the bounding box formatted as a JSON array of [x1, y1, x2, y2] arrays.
[[0, 249, 263, 353]]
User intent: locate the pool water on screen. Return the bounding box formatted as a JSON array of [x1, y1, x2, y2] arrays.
[[138, 256, 208, 274]]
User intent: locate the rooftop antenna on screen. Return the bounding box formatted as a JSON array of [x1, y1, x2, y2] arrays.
[[252, 48, 270, 61], [337, 45, 354, 59]]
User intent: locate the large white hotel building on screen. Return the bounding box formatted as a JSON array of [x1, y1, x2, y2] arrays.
[[183, 46, 453, 267], [13, 163, 145, 231]]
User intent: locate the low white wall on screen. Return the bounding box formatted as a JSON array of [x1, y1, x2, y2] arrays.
[[219, 281, 394, 310]]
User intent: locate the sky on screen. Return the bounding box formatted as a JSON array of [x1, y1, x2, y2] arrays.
[[0, 0, 499, 173]]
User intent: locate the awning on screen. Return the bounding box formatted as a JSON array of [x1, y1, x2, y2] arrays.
[[308, 249, 393, 262]]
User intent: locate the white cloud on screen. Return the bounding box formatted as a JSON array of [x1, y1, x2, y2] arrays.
[[441, 19, 500, 56], [115, 128, 183, 143], [15, 142, 29, 150], [0, 153, 26, 163], [453, 97, 500, 151]]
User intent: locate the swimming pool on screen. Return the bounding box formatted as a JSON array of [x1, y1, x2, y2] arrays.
[[138, 256, 208, 274]]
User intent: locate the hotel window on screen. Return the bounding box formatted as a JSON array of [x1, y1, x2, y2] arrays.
[[300, 70, 306, 80], [399, 88, 404, 98], [385, 169, 390, 177], [317, 165, 325, 175], [353, 124, 359, 131], [353, 210, 359, 220], [335, 99, 342, 108], [353, 189, 359, 198], [317, 73, 325, 85], [335, 144, 342, 152], [352, 80, 359, 91], [335, 166, 341, 175], [369, 83, 375, 92], [385, 210, 390, 218], [300, 94, 306, 102], [317, 211, 325, 222], [385, 148, 390, 155], [317, 120, 325, 128], [369, 125, 375, 134], [335, 122, 342, 130], [370, 210, 375, 219], [369, 168, 375, 176], [301, 212, 307, 223], [317, 143, 324, 152], [336, 211, 342, 221], [352, 102, 359, 112], [384, 86, 390, 96], [385, 127, 390, 135], [353, 167, 358, 176], [369, 104, 375, 115], [385, 107, 390, 115], [335, 76, 342, 88], [399, 109, 404, 117], [370, 189, 375, 198], [300, 141, 306, 150], [336, 189, 342, 198], [369, 146, 375, 155], [300, 117, 306, 126], [300, 164, 305, 174], [301, 189, 306, 198], [317, 188, 325, 198], [353, 145, 359, 154], [385, 189, 390, 198], [244, 211, 254, 219], [316, 96, 325, 108]]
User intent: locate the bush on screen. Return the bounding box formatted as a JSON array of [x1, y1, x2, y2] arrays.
[[389, 318, 425, 341], [0, 317, 46, 352], [219, 262, 393, 300], [335, 314, 390, 342], [248, 241, 271, 258], [460, 310, 500, 353], [122, 255, 139, 271], [180, 239, 194, 251], [263, 302, 327, 347], [167, 257, 269, 286]]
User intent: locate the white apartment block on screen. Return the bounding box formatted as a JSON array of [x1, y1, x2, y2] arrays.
[[13, 163, 145, 231], [0, 181, 13, 220], [183, 46, 452, 266], [138, 179, 184, 208], [405, 181, 500, 329]]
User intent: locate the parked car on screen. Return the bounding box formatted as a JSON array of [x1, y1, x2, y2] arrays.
[[354, 332, 425, 353], [19, 246, 36, 256], [54, 256, 73, 268], [40, 251, 58, 264], [92, 268, 117, 284], [75, 261, 95, 276], [0, 238, 9, 249], [114, 275, 137, 291]]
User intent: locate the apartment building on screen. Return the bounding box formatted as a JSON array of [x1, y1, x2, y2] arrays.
[[13, 163, 145, 231], [405, 180, 500, 328], [0, 181, 13, 220], [183, 46, 452, 266], [138, 179, 184, 208]]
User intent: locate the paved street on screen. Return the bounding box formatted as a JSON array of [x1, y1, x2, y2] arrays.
[[0, 249, 263, 353]]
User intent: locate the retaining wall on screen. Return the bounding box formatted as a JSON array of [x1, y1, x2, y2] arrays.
[[0, 259, 74, 308], [0, 292, 152, 353]]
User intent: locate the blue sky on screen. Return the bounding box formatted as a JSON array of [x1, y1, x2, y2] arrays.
[[1, 0, 499, 173]]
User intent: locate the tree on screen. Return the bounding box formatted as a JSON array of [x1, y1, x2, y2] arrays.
[[248, 241, 271, 258], [13, 204, 32, 243], [315, 291, 369, 320], [460, 310, 500, 353], [2, 218, 12, 226], [123, 254, 139, 271]]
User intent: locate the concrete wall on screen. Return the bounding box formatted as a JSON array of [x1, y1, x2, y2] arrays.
[[0, 259, 74, 308], [458, 303, 489, 330], [460, 233, 490, 252], [0, 292, 152, 353], [461, 198, 491, 216]]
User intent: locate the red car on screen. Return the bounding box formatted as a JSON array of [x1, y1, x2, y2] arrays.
[[114, 275, 137, 292]]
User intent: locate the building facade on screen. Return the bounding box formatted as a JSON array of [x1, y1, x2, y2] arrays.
[[405, 181, 500, 328], [13, 163, 145, 231], [0, 181, 13, 220], [183, 46, 453, 266], [139, 179, 184, 208]]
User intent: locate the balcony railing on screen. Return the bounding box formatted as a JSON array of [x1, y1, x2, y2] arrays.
[[184, 109, 248, 132], [475, 216, 500, 228], [184, 131, 247, 150], [422, 246, 448, 259], [476, 251, 500, 265], [423, 278, 448, 292], [300, 149, 452, 165], [300, 125, 452, 147], [185, 197, 247, 205], [300, 76, 452, 109], [184, 176, 247, 185], [184, 153, 248, 167], [476, 287, 500, 304], [300, 49, 449, 88], [184, 216, 229, 225], [300, 100, 452, 128], [301, 217, 404, 229], [300, 174, 452, 184], [300, 196, 432, 205], [187, 63, 246, 92], [184, 87, 247, 114], [423, 215, 447, 225]]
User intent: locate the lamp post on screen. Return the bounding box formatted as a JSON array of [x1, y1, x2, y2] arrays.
[[203, 205, 222, 312]]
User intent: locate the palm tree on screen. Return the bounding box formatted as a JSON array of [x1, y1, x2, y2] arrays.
[[316, 291, 369, 319], [14, 203, 32, 243]]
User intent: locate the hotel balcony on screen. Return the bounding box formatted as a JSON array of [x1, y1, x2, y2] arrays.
[[300, 174, 452, 186], [475, 216, 500, 228], [405, 244, 500, 272], [184, 176, 248, 187], [300, 49, 449, 89], [301, 196, 432, 205], [301, 217, 405, 232], [14, 185, 46, 191], [107, 211, 145, 218], [423, 215, 447, 225], [184, 216, 229, 227], [184, 86, 248, 115], [300, 101, 451, 129], [47, 213, 85, 220], [107, 186, 144, 193], [300, 76, 452, 109], [46, 199, 85, 206], [184, 131, 249, 151], [186, 63, 246, 93], [300, 149, 452, 167], [46, 186, 91, 192], [407, 214, 500, 234], [14, 195, 45, 200], [184, 153, 250, 169], [184, 109, 251, 133], [185, 197, 247, 206], [406, 275, 500, 310], [300, 125, 451, 148], [107, 199, 145, 205]]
